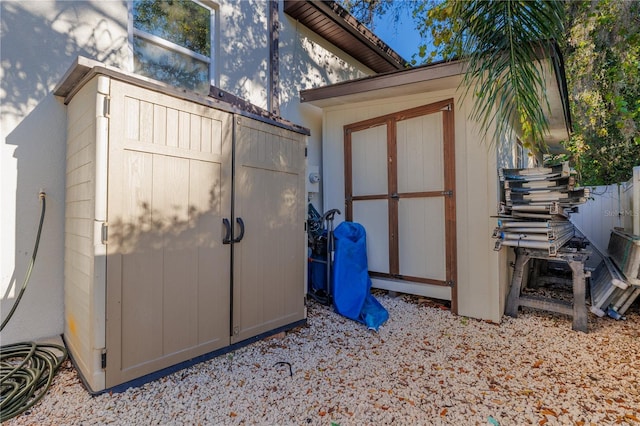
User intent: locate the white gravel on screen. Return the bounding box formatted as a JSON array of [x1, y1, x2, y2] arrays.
[[6, 293, 640, 426]]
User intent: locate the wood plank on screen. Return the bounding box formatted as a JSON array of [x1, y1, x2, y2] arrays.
[[442, 105, 458, 314], [387, 119, 399, 275]]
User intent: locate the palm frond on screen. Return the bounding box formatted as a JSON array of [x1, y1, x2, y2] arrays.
[[452, 0, 565, 151]]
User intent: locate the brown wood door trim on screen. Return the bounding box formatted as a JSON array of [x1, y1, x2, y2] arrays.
[[387, 119, 399, 275], [352, 191, 448, 201], [344, 99, 454, 132], [344, 127, 353, 220], [443, 106, 458, 314], [369, 271, 449, 287]]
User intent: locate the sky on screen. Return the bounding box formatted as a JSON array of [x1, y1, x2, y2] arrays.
[[366, 6, 424, 63]]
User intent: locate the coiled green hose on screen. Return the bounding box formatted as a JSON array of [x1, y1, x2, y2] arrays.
[[0, 342, 67, 422], [0, 193, 68, 422]]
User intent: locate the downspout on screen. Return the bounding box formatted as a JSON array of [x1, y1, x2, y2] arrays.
[[269, 0, 280, 116]]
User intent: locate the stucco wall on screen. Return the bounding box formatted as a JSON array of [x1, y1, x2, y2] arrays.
[[319, 88, 511, 323], [1, 0, 130, 345], [278, 11, 372, 207], [0, 0, 373, 344]]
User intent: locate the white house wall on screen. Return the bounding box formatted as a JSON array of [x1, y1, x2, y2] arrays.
[[321, 89, 509, 323], [0, 0, 373, 344], [279, 10, 372, 205], [1, 0, 130, 345]]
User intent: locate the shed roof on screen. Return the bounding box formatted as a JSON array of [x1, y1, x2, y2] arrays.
[[284, 0, 409, 73], [300, 47, 572, 153]]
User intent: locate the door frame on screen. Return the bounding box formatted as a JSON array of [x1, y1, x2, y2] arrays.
[[343, 99, 458, 314]]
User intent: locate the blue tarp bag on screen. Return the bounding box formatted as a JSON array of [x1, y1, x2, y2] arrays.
[[332, 221, 389, 331]]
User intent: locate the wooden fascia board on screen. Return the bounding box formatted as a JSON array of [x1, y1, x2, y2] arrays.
[[300, 60, 467, 104]]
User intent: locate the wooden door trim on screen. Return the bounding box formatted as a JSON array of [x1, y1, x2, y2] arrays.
[[351, 191, 448, 201], [443, 105, 457, 314], [344, 128, 353, 220], [369, 271, 449, 287], [387, 119, 399, 275]]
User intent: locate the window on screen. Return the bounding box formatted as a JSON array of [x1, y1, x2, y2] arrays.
[[132, 0, 215, 93]]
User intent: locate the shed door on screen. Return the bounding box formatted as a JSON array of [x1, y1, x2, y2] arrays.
[[231, 116, 306, 343], [105, 81, 233, 387], [344, 99, 457, 313]]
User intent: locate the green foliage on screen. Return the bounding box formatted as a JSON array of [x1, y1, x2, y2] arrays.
[[339, 0, 639, 184], [413, 0, 459, 64], [562, 0, 640, 185], [338, 0, 398, 30], [451, 0, 566, 152]]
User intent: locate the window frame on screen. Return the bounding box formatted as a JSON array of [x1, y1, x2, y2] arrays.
[[128, 0, 217, 89]]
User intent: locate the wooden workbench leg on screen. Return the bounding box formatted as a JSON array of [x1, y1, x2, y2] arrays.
[[505, 252, 530, 318], [569, 260, 588, 333]]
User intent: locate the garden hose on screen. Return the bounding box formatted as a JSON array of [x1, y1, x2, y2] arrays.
[[0, 192, 68, 422]]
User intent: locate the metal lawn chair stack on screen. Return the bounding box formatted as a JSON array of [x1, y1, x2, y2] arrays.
[[493, 162, 589, 256]]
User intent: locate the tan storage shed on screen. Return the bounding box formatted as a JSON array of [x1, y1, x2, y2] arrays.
[[55, 58, 307, 393], [301, 56, 571, 323]]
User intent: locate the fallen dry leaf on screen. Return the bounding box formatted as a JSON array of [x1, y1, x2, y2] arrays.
[[625, 413, 640, 422]]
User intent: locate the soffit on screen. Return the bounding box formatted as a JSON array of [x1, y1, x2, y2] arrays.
[[283, 0, 409, 73]]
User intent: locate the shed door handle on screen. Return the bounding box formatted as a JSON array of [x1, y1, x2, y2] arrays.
[[233, 217, 245, 243], [222, 218, 232, 244]]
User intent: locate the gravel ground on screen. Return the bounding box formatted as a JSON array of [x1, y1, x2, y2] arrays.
[[6, 293, 640, 426]]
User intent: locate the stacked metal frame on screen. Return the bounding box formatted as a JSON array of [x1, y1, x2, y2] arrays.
[[589, 255, 630, 318], [593, 229, 640, 319], [493, 163, 588, 256], [607, 230, 640, 285]]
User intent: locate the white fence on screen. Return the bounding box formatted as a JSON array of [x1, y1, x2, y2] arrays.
[[571, 166, 639, 254]]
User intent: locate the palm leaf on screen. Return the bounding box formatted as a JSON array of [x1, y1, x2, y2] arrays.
[[452, 0, 565, 152]]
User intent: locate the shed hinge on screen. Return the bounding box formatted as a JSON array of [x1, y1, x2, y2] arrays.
[[103, 96, 111, 118], [233, 326, 240, 337], [446, 280, 455, 287], [101, 350, 107, 369], [101, 223, 108, 245], [442, 190, 454, 197], [305, 147, 308, 158], [441, 104, 452, 111]]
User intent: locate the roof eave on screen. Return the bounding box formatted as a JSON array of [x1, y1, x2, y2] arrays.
[[284, 0, 409, 73]]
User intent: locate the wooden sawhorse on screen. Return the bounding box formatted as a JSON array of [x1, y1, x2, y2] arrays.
[[505, 247, 590, 332]]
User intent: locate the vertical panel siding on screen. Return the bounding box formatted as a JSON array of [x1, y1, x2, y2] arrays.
[[64, 76, 101, 390], [232, 116, 306, 343], [106, 80, 232, 388], [352, 199, 390, 273], [398, 197, 446, 280], [351, 126, 388, 196], [397, 114, 444, 193]]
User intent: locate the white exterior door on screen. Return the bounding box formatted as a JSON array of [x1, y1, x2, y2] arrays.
[[344, 99, 458, 312]]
